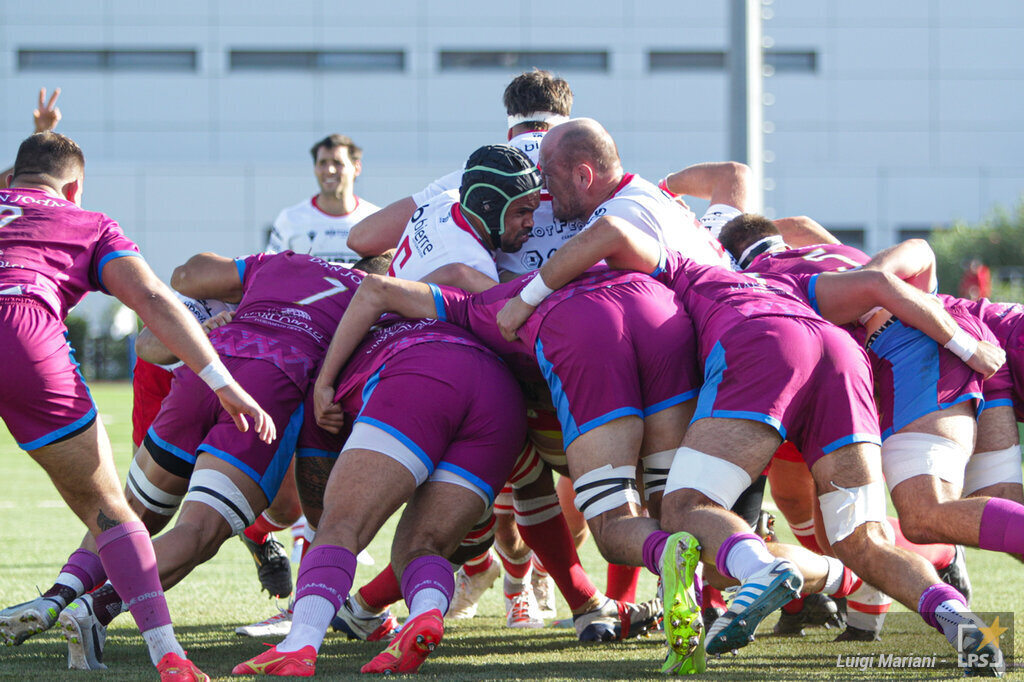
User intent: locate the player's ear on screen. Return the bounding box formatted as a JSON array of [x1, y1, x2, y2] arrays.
[[61, 178, 81, 204]]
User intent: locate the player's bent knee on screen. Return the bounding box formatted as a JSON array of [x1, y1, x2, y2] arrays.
[[126, 458, 184, 520], [964, 445, 1024, 496], [664, 447, 752, 509], [818, 481, 887, 545], [573, 464, 641, 521], [182, 468, 256, 537], [881, 432, 969, 492]]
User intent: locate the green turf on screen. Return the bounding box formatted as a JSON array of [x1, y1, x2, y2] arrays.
[[0, 382, 1020, 679]]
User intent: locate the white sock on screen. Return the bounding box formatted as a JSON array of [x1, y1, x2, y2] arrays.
[[935, 599, 973, 646], [821, 556, 847, 595], [350, 595, 383, 619], [142, 624, 184, 665], [724, 537, 777, 582], [408, 588, 449, 620], [54, 573, 86, 600], [279, 595, 334, 653]]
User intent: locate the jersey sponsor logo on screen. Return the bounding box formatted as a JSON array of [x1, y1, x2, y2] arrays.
[[412, 215, 434, 256], [280, 307, 312, 320], [238, 310, 328, 344], [362, 318, 442, 355]]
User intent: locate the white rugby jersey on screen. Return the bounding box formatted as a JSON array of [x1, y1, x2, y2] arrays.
[[584, 174, 732, 268], [410, 130, 584, 275], [266, 195, 380, 264], [387, 190, 499, 283]]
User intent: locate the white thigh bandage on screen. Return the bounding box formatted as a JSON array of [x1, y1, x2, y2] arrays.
[[573, 465, 641, 520], [818, 481, 887, 544], [183, 468, 256, 536], [345, 422, 428, 485], [126, 458, 183, 516], [664, 447, 752, 509], [881, 432, 969, 491], [641, 450, 674, 501], [963, 445, 1024, 496]]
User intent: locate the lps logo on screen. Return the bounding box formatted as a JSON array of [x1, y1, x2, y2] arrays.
[[957, 616, 1007, 674]]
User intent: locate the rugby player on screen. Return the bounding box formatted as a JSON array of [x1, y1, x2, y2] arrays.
[[0, 132, 273, 681], [497, 218, 1005, 674]]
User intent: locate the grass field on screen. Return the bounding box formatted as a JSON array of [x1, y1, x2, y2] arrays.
[[1, 382, 1022, 680]]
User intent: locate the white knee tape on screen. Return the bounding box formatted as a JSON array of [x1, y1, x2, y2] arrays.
[[818, 481, 887, 544], [573, 464, 641, 520], [664, 447, 752, 509], [963, 445, 1024, 496], [183, 468, 256, 536], [126, 458, 183, 516], [881, 432, 969, 491], [641, 450, 674, 501], [303, 522, 317, 544]]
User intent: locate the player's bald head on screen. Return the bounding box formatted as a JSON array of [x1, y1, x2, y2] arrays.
[[542, 118, 621, 176]]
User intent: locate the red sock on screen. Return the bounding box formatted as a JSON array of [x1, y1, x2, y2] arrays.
[[888, 517, 956, 570], [702, 584, 726, 611], [497, 549, 532, 580], [463, 550, 495, 577], [518, 516, 598, 611], [243, 512, 288, 545], [357, 563, 402, 611], [782, 595, 805, 614], [605, 563, 640, 602], [788, 518, 824, 554]]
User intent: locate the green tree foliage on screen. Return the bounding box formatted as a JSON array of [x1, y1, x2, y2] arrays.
[[930, 200, 1024, 302]]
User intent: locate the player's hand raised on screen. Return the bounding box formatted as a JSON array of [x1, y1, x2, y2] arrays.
[[497, 296, 536, 342], [34, 87, 62, 133], [215, 383, 277, 443], [967, 340, 1005, 379]]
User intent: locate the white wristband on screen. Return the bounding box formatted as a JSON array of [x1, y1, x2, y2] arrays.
[[520, 274, 554, 307], [198, 358, 234, 391], [944, 327, 978, 362]]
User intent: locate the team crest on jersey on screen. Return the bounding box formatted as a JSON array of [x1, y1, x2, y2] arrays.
[[280, 307, 312, 320]]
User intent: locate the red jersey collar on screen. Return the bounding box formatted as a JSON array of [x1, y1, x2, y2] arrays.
[[311, 195, 360, 217], [451, 204, 490, 250]]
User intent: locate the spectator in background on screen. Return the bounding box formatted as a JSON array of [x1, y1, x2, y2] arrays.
[[1, 88, 61, 188], [959, 258, 992, 301], [265, 134, 379, 264]]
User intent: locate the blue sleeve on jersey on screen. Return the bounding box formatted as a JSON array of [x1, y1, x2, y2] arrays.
[[96, 250, 143, 294], [234, 258, 246, 284], [427, 283, 447, 321], [650, 245, 668, 277], [808, 273, 822, 314]]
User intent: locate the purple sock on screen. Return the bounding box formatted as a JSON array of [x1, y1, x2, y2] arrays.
[[917, 583, 967, 632], [978, 498, 1024, 554], [401, 555, 455, 613], [96, 521, 170, 633], [294, 545, 356, 613], [61, 548, 107, 590], [715, 532, 762, 580], [641, 531, 670, 576]]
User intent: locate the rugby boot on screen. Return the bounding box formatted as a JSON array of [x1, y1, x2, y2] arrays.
[[660, 532, 705, 675], [705, 558, 803, 655], [361, 609, 444, 674], [232, 644, 316, 676]]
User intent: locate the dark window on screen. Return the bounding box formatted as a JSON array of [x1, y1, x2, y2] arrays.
[[829, 227, 867, 251], [764, 50, 816, 73], [648, 49, 816, 73], [439, 50, 608, 72], [229, 50, 404, 71], [649, 51, 725, 71], [898, 225, 946, 243], [19, 49, 196, 71]]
